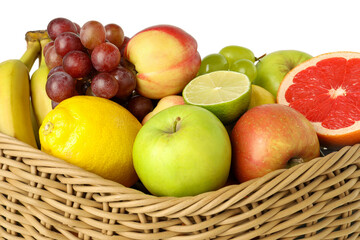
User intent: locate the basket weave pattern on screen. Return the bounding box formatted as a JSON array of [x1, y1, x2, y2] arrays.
[[0, 132, 360, 240]]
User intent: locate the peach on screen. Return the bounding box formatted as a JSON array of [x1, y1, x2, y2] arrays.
[[142, 95, 185, 125], [125, 25, 201, 99]]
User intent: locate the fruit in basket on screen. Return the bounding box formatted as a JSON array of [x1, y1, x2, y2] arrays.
[[253, 50, 312, 97], [39, 96, 141, 187], [229, 59, 257, 83], [126, 95, 154, 122], [110, 66, 137, 100], [277, 51, 360, 149], [219, 45, 256, 65], [142, 95, 185, 124], [124, 24, 201, 99], [91, 42, 121, 72], [80, 20, 106, 50], [47, 17, 78, 40], [133, 105, 231, 197], [231, 104, 320, 182], [248, 85, 276, 109], [44, 44, 63, 69], [105, 23, 125, 49], [197, 53, 229, 76], [31, 37, 53, 127], [0, 34, 40, 148], [182, 71, 251, 124], [46, 71, 76, 103], [54, 32, 83, 57]]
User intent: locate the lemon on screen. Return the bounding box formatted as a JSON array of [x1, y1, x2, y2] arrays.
[[182, 70, 251, 124], [39, 96, 142, 187], [248, 84, 276, 109]]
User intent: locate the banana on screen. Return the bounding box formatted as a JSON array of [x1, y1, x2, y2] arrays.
[[30, 36, 52, 128], [0, 33, 40, 148]]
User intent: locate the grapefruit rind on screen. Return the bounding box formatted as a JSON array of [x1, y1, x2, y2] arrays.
[[277, 51, 360, 148]]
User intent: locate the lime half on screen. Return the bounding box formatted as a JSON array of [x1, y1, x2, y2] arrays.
[[183, 70, 251, 124]]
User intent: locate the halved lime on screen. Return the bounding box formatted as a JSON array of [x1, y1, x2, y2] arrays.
[[182, 70, 251, 124]]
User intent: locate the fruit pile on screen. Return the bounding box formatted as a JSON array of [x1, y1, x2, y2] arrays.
[[2, 17, 360, 198]]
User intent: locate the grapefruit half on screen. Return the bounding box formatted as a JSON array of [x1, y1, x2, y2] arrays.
[[277, 51, 360, 149]]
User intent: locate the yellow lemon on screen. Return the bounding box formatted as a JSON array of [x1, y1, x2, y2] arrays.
[[248, 84, 276, 109], [39, 96, 142, 187]]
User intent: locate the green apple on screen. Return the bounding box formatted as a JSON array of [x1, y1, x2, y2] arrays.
[[253, 50, 312, 97], [133, 105, 231, 197]]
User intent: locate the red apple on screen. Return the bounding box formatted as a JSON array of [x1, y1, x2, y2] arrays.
[[231, 104, 320, 183]]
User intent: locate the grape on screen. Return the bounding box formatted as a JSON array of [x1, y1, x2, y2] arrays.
[[91, 72, 119, 99], [85, 86, 96, 96], [127, 95, 153, 122], [120, 36, 130, 56], [91, 42, 121, 72], [80, 20, 106, 50], [47, 17, 77, 40], [229, 59, 257, 82], [197, 53, 229, 75], [44, 45, 63, 70], [219, 45, 256, 66], [63, 50, 93, 78], [110, 66, 136, 99], [51, 101, 59, 109], [120, 57, 135, 72], [43, 41, 54, 56], [46, 72, 76, 102], [54, 32, 83, 57], [73, 22, 81, 33], [75, 78, 91, 95], [48, 65, 65, 78], [105, 23, 124, 49]]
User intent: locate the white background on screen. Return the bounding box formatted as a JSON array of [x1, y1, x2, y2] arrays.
[[1, 0, 360, 73]]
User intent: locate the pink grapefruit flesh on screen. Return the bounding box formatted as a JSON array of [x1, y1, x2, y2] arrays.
[[277, 51, 360, 149]]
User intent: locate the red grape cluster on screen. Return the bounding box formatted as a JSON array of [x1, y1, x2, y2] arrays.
[[44, 17, 154, 122]]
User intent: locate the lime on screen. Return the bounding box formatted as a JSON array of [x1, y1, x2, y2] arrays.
[[183, 71, 251, 124]]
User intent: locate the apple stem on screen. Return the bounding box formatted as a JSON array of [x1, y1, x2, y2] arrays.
[[173, 117, 181, 133], [255, 53, 267, 62], [287, 158, 304, 168]]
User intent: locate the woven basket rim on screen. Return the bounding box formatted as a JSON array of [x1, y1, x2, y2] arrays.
[[0, 131, 356, 202]]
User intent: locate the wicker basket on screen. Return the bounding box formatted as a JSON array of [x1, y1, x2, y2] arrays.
[[1, 131, 360, 240]]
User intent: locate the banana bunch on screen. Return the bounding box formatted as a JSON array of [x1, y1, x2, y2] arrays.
[[0, 31, 52, 149]]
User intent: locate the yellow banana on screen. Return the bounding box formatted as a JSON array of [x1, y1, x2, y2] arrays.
[[30, 36, 52, 128], [0, 34, 40, 148], [30, 100, 40, 148]]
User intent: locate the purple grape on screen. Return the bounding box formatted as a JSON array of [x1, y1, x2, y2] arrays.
[[46, 72, 76, 102], [47, 17, 77, 40], [110, 66, 136, 99], [80, 20, 106, 50], [63, 50, 93, 78], [54, 32, 83, 57], [91, 42, 121, 72], [90, 72, 119, 99]]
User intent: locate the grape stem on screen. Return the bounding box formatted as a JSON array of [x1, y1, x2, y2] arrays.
[[255, 53, 267, 62]]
